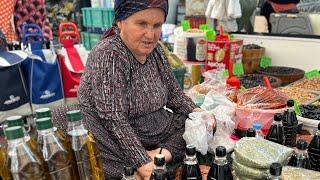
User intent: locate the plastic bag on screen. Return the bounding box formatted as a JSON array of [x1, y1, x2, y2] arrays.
[[183, 111, 215, 155], [282, 166, 320, 180], [201, 89, 236, 111], [233, 160, 268, 179]]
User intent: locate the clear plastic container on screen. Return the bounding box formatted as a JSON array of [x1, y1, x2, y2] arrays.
[[308, 123, 320, 171], [267, 162, 282, 180], [283, 100, 298, 147], [6, 126, 45, 179], [207, 146, 233, 180], [122, 166, 135, 180], [67, 110, 104, 180], [265, 113, 285, 145], [36, 117, 75, 179], [150, 154, 167, 180], [288, 139, 311, 169]]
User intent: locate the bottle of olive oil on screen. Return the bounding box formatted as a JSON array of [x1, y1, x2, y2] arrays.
[[67, 110, 104, 180], [36, 117, 74, 179], [0, 125, 12, 179], [6, 126, 45, 179]]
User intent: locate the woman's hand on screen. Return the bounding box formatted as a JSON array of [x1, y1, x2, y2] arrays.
[[192, 107, 205, 112], [147, 148, 172, 162], [137, 161, 153, 180]]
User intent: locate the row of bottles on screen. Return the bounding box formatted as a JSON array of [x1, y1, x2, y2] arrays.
[[0, 108, 104, 180]]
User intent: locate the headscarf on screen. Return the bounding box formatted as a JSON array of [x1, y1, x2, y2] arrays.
[[103, 0, 168, 38]]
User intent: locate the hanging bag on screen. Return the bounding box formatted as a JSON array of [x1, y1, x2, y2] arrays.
[[0, 30, 31, 122], [57, 22, 88, 104], [20, 24, 64, 110]]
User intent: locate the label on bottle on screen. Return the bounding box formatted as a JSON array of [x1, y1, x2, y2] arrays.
[[196, 38, 206, 61]]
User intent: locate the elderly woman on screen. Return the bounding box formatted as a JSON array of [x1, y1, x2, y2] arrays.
[[76, 0, 205, 179]]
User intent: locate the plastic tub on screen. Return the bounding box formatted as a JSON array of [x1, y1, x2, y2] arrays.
[[82, 8, 115, 28]]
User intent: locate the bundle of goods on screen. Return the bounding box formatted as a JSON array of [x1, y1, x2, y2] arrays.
[[235, 86, 288, 135], [280, 87, 319, 104], [240, 74, 282, 89], [257, 66, 305, 85], [233, 138, 293, 179], [242, 44, 265, 74]]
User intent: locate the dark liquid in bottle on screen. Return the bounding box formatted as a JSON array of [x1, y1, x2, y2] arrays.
[[266, 125, 285, 145], [308, 134, 320, 171], [283, 110, 298, 147], [207, 163, 233, 180], [181, 163, 202, 180], [288, 155, 311, 169]]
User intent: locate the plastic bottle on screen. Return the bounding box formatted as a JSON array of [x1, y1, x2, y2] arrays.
[[6, 126, 45, 179], [246, 128, 256, 137], [308, 122, 320, 171], [181, 145, 202, 180], [267, 162, 282, 180], [0, 125, 12, 179], [36, 117, 74, 179], [207, 146, 233, 180], [5, 116, 40, 158], [150, 154, 167, 180], [67, 110, 104, 180], [266, 113, 285, 145], [253, 122, 264, 139], [283, 100, 298, 147], [288, 139, 311, 169], [122, 166, 136, 180]]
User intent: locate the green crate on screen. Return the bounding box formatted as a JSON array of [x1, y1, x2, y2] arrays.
[[172, 66, 187, 89], [81, 32, 102, 50], [82, 8, 115, 28]]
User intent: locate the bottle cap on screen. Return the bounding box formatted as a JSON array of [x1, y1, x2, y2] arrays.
[[296, 139, 308, 150], [66, 110, 83, 122], [186, 145, 196, 156], [246, 128, 256, 137], [274, 113, 283, 122], [153, 170, 166, 180], [5, 126, 24, 140], [35, 108, 51, 118], [36, 117, 53, 130], [215, 146, 226, 157], [6, 116, 24, 127], [287, 100, 294, 107], [269, 162, 282, 176], [253, 123, 262, 130], [154, 154, 165, 166], [123, 166, 135, 176]]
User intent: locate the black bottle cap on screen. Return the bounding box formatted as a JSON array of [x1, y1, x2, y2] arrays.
[[216, 146, 226, 157], [269, 162, 282, 176], [274, 113, 283, 122], [153, 170, 166, 180], [154, 154, 165, 166], [246, 128, 256, 137], [287, 100, 294, 107], [186, 145, 196, 156], [296, 139, 308, 150], [123, 166, 134, 176]]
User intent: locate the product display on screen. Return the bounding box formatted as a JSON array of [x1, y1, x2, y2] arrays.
[[300, 104, 320, 120]]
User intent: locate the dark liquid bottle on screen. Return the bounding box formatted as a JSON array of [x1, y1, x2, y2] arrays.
[[181, 145, 202, 180], [122, 166, 136, 180], [283, 100, 298, 147], [207, 146, 233, 180], [288, 139, 311, 169], [150, 154, 167, 180], [246, 128, 256, 137], [267, 162, 282, 180], [266, 113, 285, 145], [308, 123, 320, 171], [186, 38, 196, 61]]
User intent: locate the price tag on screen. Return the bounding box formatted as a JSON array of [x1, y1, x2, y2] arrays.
[[294, 100, 302, 116], [181, 20, 190, 32], [205, 30, 216, 41], [305, 69, 320, 79], [199, 24, 209, 30], [233, 63, 244, 77], [260, 56, 272, 68]]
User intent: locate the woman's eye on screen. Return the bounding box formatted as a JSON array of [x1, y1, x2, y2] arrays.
[[138, 22, 147, 27]]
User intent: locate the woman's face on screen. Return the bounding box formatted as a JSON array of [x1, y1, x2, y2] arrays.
[[117, 8, 165, 61]]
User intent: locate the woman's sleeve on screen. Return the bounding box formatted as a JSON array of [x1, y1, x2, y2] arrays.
[[157, 46, 198, 114], [90, 48, 151, 168]]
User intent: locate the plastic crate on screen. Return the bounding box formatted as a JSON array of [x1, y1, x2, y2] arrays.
[[82, 8, 115, 28], [81, 32, 102, 50], [172, 66, 187, 89]]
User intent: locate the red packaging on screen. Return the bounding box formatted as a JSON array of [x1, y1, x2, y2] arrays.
[[205, 40, 243, 71]]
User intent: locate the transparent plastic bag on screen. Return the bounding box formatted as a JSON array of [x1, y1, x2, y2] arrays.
[[200, 89, 236, 111], [183, 111, 215, 155], [282, 166, 320, 180]]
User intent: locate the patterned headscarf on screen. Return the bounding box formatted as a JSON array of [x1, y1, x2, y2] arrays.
[[114, 0, 168, 21], [103, 0, 168, 38]]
